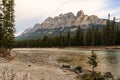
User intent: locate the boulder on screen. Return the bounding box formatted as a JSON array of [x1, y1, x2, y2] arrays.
[[60, 64, 71, 69], [74, 66, 82, 74], [104, 72, 114, 79]]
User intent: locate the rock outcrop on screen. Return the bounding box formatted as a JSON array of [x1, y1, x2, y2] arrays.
[[17, 10, 107, 40]]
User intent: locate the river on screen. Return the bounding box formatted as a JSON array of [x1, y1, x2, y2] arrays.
[[93, 50, 120, 77]]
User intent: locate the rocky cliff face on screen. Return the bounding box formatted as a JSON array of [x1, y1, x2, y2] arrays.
[[17, 10, 107, 40]]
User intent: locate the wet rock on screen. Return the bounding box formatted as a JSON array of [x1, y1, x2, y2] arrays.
[[118, 78, 120, 80], [60, 64, 71, 69], [74, 66, 82, 74], [82, 68, 91, 74], [104, 72, 114, 79]]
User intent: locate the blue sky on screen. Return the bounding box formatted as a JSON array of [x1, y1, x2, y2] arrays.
[[15, 0, 120, 36]]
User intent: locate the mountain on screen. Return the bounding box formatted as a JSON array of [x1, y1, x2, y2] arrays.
[[16, 10, 107, 40]]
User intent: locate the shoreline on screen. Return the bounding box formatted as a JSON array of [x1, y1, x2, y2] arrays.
[[13, 46, 120, 51], [67, 46, 120, 50]]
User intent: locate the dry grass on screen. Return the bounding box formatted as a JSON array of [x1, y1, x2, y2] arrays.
[[0, 67, 33, 80], [57, 53, 89, 68], [0, 48, 118, 79], [0, 48, 80, 80]]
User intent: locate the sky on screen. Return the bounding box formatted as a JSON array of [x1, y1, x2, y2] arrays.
[[15, 0, 120, 36]]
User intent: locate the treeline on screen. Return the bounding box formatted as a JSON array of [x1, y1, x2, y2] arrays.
[[15, 15, 120, 48]]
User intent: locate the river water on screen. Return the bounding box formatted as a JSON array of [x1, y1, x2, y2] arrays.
[[93, 50, 120, 77]]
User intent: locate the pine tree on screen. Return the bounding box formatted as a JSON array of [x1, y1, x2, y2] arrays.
[[75, 25, 81, 46], [103, 14, 111, 46], [59, 32, 64, 46], [88, 51, 98, 73], [66, 28, 71, 46], [111, 17, 117, 45], [0, 0, 15, 57], [94, 27, 102, 46], [91, 27, 95, 46], [86, 28, 92, 46], [83, 29, 87, 46], [0, 1, 3, 47], [41, 35, 49, 47], [116, 23, 120, 44]]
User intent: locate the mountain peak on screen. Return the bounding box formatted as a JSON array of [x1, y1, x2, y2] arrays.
[[76, 10, 84, 17], [45, 17, 53, 22], [89, 15, 98, 20], [17, 10, 107, 40]]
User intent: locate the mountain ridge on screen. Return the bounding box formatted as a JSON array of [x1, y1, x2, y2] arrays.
[[16, 10, 107, 40]]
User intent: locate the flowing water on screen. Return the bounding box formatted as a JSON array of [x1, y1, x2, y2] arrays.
[[93, 50, 120, 77]]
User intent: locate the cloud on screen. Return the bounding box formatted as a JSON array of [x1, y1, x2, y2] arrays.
[[15, 0, 62, 21], [52, 0, 109, 16], [15, 0, 120, 34], [15, 0, 62, 33], [15, 32, 21, 37], [15, 0, 109, 19]]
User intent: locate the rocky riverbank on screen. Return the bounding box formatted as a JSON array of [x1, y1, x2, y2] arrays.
[[0, 48, 120, 80]]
